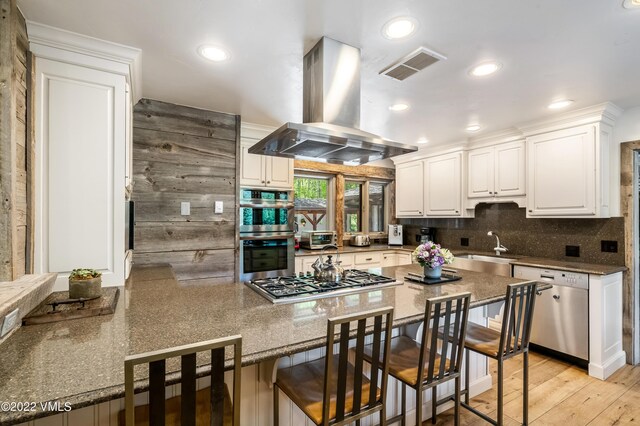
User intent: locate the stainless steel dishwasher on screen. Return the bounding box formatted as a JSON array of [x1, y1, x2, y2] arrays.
[[513, 265, 589, 362]]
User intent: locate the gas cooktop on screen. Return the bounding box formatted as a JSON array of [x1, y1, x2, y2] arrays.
[[246, 269, 401, 304]]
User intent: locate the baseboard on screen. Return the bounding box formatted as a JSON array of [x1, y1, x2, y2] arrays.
[[469, 373, 493, 397], [589, 350, 627, 380]]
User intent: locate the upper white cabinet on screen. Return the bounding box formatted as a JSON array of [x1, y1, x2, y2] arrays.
[[396, 161, 424, 217], [467, 140, 525, 203], [240, 124, 293, 189], [424, 152, 463, 216], [394, 149, 468, 218], [29, 22, 141, 289], [526, 123, 610, 217]]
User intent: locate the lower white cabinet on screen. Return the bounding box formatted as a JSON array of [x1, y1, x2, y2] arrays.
[[295, 250, 413, 274]]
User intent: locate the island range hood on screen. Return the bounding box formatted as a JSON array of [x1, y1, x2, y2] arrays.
[[249, 37, 417, 165]]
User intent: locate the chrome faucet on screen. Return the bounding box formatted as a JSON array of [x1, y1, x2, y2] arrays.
[[487, 231, 508, 255]]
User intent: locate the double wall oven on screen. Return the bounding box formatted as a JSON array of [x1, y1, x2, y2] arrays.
[[239, 189, 295, 281]]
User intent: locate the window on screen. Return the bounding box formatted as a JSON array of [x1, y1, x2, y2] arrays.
[[368, 182, 385, 233], [344, 181, 363, 232], [294, 176, 331, 234]]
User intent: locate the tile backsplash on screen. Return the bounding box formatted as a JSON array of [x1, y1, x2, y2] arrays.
[[400, 203, 625, 266]]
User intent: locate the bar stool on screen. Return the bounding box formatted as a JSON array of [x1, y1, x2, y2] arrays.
[[461, 282, 538, 426], [363, 292, 472, 426], [123, 335, 242, 426], [273, 307, 394, 426]]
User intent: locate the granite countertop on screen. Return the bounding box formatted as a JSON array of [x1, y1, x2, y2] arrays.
[[0, 263, 531, 423], [295, 243, 414, 256]]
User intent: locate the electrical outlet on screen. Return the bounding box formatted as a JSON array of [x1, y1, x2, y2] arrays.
[[214, 201, 223, 214], [460, 237, 469, 247], [601, 240, 618, 253], [566, 245, 580, 257], [180, 202, 190, 216], [1, 308, 19, 338]]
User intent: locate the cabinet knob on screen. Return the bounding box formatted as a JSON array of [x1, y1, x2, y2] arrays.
[[267, 181, 271, 184], [261, 180, 265, 183], [553, 294, 560, 300], [455, 210, 459, 213], [419, 211, 422, 215], [528, 209, 532, 212]]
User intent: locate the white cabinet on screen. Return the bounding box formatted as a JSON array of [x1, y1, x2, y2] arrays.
[[240, 140, 294, 189], [30, 24, 140, 290], [468, 141, 525, 200], [382, 252, 398, 267], [526, 123, 610, 217], [395, 161, 424, 217], [424, 152, 462, 216]]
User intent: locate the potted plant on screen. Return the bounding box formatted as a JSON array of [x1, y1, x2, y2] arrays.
[[412, 241, 454, 279], [68, 268, 102, 299]]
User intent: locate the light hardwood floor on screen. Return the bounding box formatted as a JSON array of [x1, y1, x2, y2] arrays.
[[431, 352, 640, 425]]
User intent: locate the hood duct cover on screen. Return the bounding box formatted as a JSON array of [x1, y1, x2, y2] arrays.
[[249, 37, 417, 165]]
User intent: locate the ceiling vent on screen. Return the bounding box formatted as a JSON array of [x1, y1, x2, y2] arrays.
[[379, 47, 447, 81]]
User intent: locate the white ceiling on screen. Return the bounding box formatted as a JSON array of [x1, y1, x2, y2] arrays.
[[17, 0, 640, 147]]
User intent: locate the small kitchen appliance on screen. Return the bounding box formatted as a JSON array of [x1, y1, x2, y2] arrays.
[[299, 231, 337, 250], [349, 234, 370, 247], [388, 224, 403, 246], [419, 227, 437, 244]]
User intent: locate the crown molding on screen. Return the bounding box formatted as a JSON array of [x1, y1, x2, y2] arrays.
[[467, 127, 524, 148], [391, 143, 468, 165], [240, 122, 278, 141], [26, 21, 143, 103], [519, 102, 623, 136]]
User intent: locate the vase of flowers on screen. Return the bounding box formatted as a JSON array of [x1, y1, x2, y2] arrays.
[[412, 241, 454, 279]]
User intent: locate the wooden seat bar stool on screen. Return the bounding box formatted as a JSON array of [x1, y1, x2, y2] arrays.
[[363, 292, 472, 426], [273, 307, 394, 426], [124, 335, 242, 426], [460, 281, 538, 426]]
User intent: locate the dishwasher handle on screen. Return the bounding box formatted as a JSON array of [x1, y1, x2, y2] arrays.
[[539, 274, 555, 281]]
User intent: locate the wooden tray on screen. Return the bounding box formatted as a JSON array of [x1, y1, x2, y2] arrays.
[[404, 273, 462, 285], [22, 287, 119, 325]]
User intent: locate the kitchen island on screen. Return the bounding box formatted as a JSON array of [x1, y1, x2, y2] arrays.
[[0, 263, 534, 425]]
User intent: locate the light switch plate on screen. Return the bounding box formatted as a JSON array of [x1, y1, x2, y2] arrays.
[[1, 308, 19, 338], [214, 201, 223, 214], [181, 202, 191, 216]]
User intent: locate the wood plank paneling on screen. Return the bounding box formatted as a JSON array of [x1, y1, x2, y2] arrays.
[[133, 99, 237, 141], [0, 0, 29, 280], [132, 99, 239, 282], [134, 222, 235, 253], [133, 249, 235, 282], [294, 159, 395, 180]]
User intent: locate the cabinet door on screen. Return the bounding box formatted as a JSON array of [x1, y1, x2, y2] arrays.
[[424, 153, 462, 216], [395, 161, 424, 217], [467, 147, 494, 198], [382, 252, 398, 267], [396, 252, 413, 266], [527, 125, 596, 216], [266, 156, 294, 188], [240, 142, 266, 187], [301, 257, 317, 274], [495, 140, 526, 197], [35, 59, 126, 289]]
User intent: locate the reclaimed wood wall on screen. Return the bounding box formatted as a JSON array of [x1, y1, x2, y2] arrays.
[[0, 0, 30, 281], [132, 99, 239, 283]]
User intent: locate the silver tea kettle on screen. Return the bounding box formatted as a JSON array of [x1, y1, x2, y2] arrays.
[[311, 245, 346, 283]]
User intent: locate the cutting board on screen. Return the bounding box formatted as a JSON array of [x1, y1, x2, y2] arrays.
[[22, 287, 119, 325]]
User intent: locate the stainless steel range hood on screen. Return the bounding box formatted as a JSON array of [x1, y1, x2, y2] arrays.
[[249, 37, 417, 165]]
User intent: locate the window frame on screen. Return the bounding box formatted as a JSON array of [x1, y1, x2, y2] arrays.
[[293, 173, 335, 234], [343, 178, 391, 240]]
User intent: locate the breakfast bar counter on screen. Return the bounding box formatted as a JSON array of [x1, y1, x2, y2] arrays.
[[0, 263, 534, 424]]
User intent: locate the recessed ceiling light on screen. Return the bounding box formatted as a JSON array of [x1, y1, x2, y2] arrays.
[[466, 124, 481, 132], [382, 17, 418, 40], [623, 0, 640, 8], [389, 103, 410, 112], [548, 99, 574, 110], [198, 45, 230, 62], [469, 61, 502, 77], [417, 138, 429, 144]]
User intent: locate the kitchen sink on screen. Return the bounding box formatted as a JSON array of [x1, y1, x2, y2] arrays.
[[452, 254, 515, 277], [456, 254, 515, 264]]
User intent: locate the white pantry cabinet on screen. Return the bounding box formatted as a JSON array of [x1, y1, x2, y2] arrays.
[[424, 152, 463, 217], [30, 23, 140, 289], [240, 124, 294, 189], [395, 161, 424, 217], [468, 140, 525, 199], [526, 123, 610, 217]]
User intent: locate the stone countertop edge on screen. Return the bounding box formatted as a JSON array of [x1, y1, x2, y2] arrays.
[[295, 244, 413, 256]]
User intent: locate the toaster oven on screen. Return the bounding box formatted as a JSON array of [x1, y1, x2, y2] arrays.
[[299, 231, 337, 250]]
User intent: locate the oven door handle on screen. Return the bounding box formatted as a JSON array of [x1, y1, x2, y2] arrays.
[[240, 232, 295, 241], [239, 202, 294, 209]]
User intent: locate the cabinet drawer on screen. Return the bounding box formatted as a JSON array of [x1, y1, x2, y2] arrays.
[[354, 252, 382, 266]]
